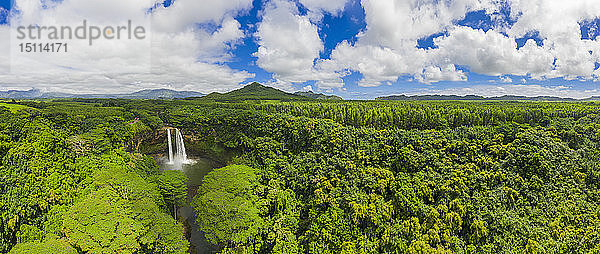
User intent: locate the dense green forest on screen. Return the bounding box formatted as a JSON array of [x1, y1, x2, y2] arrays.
[[2, 90, 600, 253]]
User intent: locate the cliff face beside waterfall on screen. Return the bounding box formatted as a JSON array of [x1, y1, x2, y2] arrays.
[[131, 124, 229, 169], [139, 126, 230, 166]]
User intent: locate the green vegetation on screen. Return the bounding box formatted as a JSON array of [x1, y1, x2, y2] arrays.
[[10, 234, 77, 254], [0, 103, 33, 112], [2, 84, 600, 253], [158, 170, 189, 218], [193, 165, 265, 252], [164, 98, 600, 253], [0, 103, 187, 253]]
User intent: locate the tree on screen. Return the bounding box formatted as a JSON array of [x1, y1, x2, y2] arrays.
[[157, 170, 188, 218], [193, 165, 265, 251], [63, 162, 188, 254], [9, 234, 77, 254]]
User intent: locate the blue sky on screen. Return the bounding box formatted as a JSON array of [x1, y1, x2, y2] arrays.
[[2, 0, 600, 99]]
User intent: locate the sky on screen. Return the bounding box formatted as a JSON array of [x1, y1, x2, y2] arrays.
[[1, 0, 600, 99]]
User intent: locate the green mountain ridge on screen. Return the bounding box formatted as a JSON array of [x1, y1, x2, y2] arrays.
[[294, 91, 343, 100], [200, 82, 312, 101]]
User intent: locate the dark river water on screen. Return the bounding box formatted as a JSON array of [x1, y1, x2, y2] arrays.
[[158, 157, 220, 254]]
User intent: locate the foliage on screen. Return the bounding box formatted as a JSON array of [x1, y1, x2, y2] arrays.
[[0, 103, 187, 253], [193, 165, 265, 251], [5, 97, 600, 253], [170, 101, 600, 253], [157, 170, 188, 215], [0, 103, 33, 113], [9, 234, 77, 254]]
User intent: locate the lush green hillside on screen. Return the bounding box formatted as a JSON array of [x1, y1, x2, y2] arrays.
[[201, 82, 311, 102]]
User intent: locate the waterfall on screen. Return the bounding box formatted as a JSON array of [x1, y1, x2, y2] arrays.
[[175, 128, 188, 163], [166, 128, 191, 169], [167, 128, 173, 164]]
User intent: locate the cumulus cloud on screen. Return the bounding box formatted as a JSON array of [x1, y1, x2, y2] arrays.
[[416, 65, 468, 83], [317, 0, 600, 90], [359, 0, 487, 46], [0, 0, 253, 94], [3, 0, 600, 95], [255, 0, 323, 82], [322, 42, 424, 87], [151, 0, 253, 32], [299, 0, 348, 15], [500, 76, 513, 83], [254, 0, 345, 90], [432, 27, 555, 77], [504, 0, 600, 79], [318, 0, 487, 88]]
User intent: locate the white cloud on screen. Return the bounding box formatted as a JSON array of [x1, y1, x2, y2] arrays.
[[432, 27, 555, 77], [318, 0, 600, 89], [0, 0, 253, 94], [254, 0, 345, 91], [302, 85, 313, 91], [299, 0, 348, 15], [318, 0, 488, 87], [151, 0, 252, 32], [255, 0, 323, 82], [416, 64, 467, 83], [504, 0, 600, 79], [500, 76, 513, 83], [195, 17, 246, 62]]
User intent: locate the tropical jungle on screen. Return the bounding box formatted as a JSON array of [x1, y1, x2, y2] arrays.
[[1, 83, 600, 254]]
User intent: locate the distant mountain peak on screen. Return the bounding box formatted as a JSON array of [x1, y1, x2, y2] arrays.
[[246, 82, 264, 87], [201, 82, 310, 101], [295, 91, 343, 100]]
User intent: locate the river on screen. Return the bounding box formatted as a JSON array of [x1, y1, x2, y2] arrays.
[[158, 157, 221, 254]]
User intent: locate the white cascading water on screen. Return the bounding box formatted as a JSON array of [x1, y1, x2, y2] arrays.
[[175, 128, 189, 163], [166, 128, 191, 169], [167, 128, 174, 164]]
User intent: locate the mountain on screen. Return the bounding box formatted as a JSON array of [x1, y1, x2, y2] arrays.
[[120, 89, 205, 99], [377, 94, 579, 101], [581, 96, 600, 101], [201, 82, 311, 101], [0, 89, 44, 99], [294, 91, 343, 100], [0, 89, 204, 99]]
